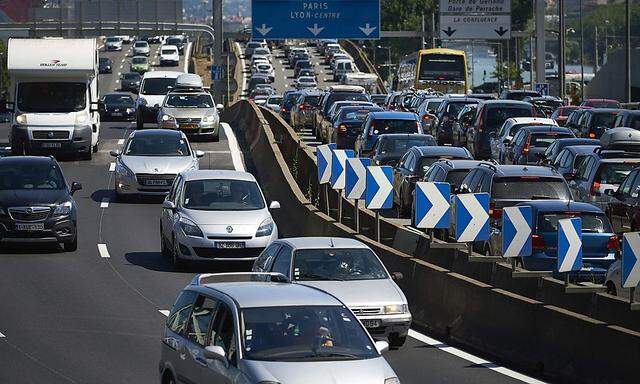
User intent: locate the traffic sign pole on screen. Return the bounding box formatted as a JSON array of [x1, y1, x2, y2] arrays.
[[338, 190, 343, 224]]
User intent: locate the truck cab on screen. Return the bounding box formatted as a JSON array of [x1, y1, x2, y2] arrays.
[[7, 38, 100, 160]]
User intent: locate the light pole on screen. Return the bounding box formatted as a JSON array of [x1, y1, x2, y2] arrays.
[[579, 0, 584, 101], [377, 45, 392, 86], [625, 0, 631, 103], [559, 0, 566, 100]]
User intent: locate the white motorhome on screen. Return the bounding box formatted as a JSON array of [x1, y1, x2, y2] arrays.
[[7, 38, 100, 160]]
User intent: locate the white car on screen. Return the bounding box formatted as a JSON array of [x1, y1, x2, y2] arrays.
[[105, 36, 122, 51], [160, 170, 280, 267], [605, 260, 640, 301], [295, 76, 317, 89], [132, 40, 150, 56], [135, 71, 182, 129], [159, 45, 180, 66], [252, 63, 275, 82], [265, 95, 283, 113]]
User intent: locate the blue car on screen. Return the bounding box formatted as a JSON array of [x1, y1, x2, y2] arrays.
[[354, 111, 422, 157], [491, 200, 618, 283]]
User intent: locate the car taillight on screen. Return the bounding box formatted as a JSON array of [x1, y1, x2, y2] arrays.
[[532, 234, 545, 250], [589, 133, 596, 138], [299, 104, 305, 110], [338, 124, 347, 133], [416, 121, 421, 131], [591, 180, 601, 195], [607, 235, 621, 252], [422, 114, 430, 121], [523, 137, 531, 154], [489, 202, 502, 219]]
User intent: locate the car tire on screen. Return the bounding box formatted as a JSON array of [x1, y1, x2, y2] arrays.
[[172, 235, 184, 270], [389, 334, 407, 349], [160, 227, 171, 259], [80, 147, 92, 161], [63, 236, 78, 252], [605, 281, 617, 296]]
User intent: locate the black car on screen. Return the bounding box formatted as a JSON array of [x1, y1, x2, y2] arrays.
[[0, 156, 82, 251], [576, 108, 621, 139], [499, 89, 541, 101], [433, 97, 480, 145], [99, 57, 112, 74], [120, 72, 142, 93], [371, 134, 436, 167], [331, 105, 383, 149], [165, 37, 185, 55], [100, 93, 136, 121]]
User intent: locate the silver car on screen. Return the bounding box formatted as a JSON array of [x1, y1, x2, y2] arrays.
[[159, 273, 399, 384], [110, 129, 203, 201], [252, 237, 412, 348], [133, 40, 150, 56], [160, 170, 279, 267], [158, 89, 222, 141]]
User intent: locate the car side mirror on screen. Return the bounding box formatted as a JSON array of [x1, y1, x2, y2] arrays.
[[195, 150, 205, 158], [269, 201, 281, 209], [391, 272, 403, 281], [216, 103, 224, 110], [153, 104, 160, 109], [3, 101, 14, 113], [563, 172, 575, 181], [70, 182, 82, 195], [110, 149, 121, 157], [604, 188, 615, 196], [203, 345, 228, 366], [375, 340, 389, 354], [162, 200, 177, 210]]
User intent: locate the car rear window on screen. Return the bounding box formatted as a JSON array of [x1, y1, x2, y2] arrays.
[[446, 170, 470, 188], [303, 95, 321, 106], [382, 137, 434, 154], [530, 132, 573, 148], [537, 212, 612, 233], [492, 177, 571, 200], [595, 163, 637, 185], [325, 93, 369, 113], [369, 119, 418, 136], [591, 112, 618, 128], [486, 106, 533, 132]]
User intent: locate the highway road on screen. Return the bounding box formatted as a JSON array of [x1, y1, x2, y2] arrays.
[[0, 40, 543, 384]]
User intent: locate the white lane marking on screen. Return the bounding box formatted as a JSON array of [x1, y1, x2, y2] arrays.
[[100, 198, 109, 209], [120, 64, 124, 69], [408, 329, 546, 384], [0, 331, 5, 338], [159, 310, 170, 317], [109, 162, 116, 172], [222, 123, 245, 172], [117, 139, 124, 145], [97, 243, 111, 258], [203, 150, 231, 154]]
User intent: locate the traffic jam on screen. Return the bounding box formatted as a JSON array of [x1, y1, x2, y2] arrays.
[[0, 33, 637, 384]]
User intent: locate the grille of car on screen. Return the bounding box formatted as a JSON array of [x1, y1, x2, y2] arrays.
[[176, 118, 202, 124], [8, 207, 51, 222], [32, 131, 70, 140], [350, 307, 382, 316], [136, 173, 176, 186], [193, 247, 264, 258]]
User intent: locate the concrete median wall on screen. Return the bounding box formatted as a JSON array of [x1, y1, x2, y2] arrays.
[[222, 101, 640, 383]]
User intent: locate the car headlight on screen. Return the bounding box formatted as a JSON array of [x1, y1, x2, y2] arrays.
[[16, 114, 27, 124], [53, 201, 73, 216], [179, 217, 204, 238], [75, 114, 88, 124], [202, 114, 217, 123], [126, 108, 134, 114], [161, 114, 175, 122], [115, 162, 134, 178], [256, 218, 274, 237], [383, 304, 408, 315], [384, 378, 400, 384]]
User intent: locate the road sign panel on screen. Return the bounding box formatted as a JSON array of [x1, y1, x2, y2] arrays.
[[439, 0, 511, 14], [252, 0, 380, 39], [317, 144, 336, 184], [211, 65, 223, 81], [330, 149, 355, 190], [557, 218, 582, 273], [535, 83, 550, 96], [454, 193, 489, 242], [415, 182, 451, 229], [345, 157, 371, 199], [622, 232, 640, 288], [439, 14, 511, 40], [502, 206, 532, 258], [365, 166, 393, 210]]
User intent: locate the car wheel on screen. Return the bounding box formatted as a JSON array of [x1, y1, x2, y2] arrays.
[[605, 281, 617, 296], [80, 147, 92, 161], [160, 228, 171, 259], [389, 334, 407, 349], [63, 236, 78, 252], [172, 235, 184, 270]]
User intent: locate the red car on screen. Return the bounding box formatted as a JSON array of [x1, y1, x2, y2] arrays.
[[580, 98, 621, 109], [551, 105, 580, 126]]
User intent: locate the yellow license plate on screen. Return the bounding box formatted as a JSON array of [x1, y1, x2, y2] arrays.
[[181, 124, 198, 130]]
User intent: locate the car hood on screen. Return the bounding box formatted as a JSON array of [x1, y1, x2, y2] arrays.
[[243, 357, 394, 384], [121, 156, 195, 175], [0, 189, 69, 207], [161, 107, 215, 118], [300, 279, 405, 307]]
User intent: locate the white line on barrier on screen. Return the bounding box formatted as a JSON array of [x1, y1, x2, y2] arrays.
[[159, 310, 170, 317], [117, 139, 124, 145], [222, 123, 245, 172], [234, 42, 248, 99], [203, 150, 231, 154], [100, 198, 109, 209], [183, 42, 192, 73], [408, 330, 546, 384], [109, 162, 115, 172], [97, 243, 111, 258], [0, 331, 5, 338]]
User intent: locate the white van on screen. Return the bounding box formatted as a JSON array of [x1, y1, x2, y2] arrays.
[[7, 38, 100, 160], [333, 60, 356, 82], [160, 45, 180, 66], [135, 71, 182, 129]]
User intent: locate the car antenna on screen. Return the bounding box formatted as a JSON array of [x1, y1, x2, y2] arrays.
[[329, 238, 335, 248]]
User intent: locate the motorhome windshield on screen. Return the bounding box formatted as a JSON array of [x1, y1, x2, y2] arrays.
[[17, 82, 86, 113]]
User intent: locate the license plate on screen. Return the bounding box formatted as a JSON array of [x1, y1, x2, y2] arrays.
[[41, 142, 62, 148], [361, 319, 381, 328], [16, 223, 45, 231], [180, 124, 198, 130], [216, 241, 246, 249], [112, 113, 123, 117], [145, 179, 168, 186]]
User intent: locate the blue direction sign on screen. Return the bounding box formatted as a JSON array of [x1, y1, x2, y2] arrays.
[[317, 144, 336, 184], [622, 232, 640, 288], [454, 193, 489, 242], [211, 65, 223, 81], [252, 0, 381, 39], [345, 157, 371, 199], [330, 149, 355, 190], [365, 166, 393, 210], [502, 206, 533, 258], [557, 218, 582, 273], [415, 182, 450, 229]]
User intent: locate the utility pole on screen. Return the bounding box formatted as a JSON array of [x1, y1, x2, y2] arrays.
[[212, 0, 224, 104], [625, 0, 631, 103], [535, 0, 546, 87], [421, 13, 426, 49], [559, 0, 566, 100], [579, 0, 584, 101], [594, 25, 598, 72]]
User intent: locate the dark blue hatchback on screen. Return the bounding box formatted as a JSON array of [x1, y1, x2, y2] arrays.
[[354, 111, 422, 156]]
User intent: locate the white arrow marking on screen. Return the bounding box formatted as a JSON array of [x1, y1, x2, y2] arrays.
[[503, 207, 531, 257], [307, 23, 325, 36], [558, 219, 581, 272], [255, 24, 273, 36], [359, 23, 377, 36], [332, 151, 349, 190], [417, 183, 449, 229], [458, 194, 488, 242], [623, 232, 640, 288], [346, 158, 366, 199], [368, 167, 392, 209]]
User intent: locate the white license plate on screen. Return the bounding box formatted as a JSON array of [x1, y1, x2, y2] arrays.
[[16, 223, 45, 231], [112, 113, 123, 116], [145, 180, 168, 186], [216, 242, 246, 249], [41, 142, 62, 148], [361, 319, 381, 328]]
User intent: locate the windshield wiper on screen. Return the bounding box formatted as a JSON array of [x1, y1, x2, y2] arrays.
[[302, 273, 343, 281]]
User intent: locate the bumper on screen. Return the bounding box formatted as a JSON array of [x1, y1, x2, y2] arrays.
[[11, 125, 93, 155], [174, 230, 277, 261], [160, 59, 179, 66], [522, 253, 615, 283], [159, 122, 219, 137], [0, 217, 76, 244], [101, 110, 136, 121], [115, 173, 173, 196], [359, 314, 412, 340], [106, 45, 122, 51]]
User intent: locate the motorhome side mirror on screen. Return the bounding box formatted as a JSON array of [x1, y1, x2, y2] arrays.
[[391, 272, 404, 281], [70, 182, 82, 195], [109, 150, 121, 157], [203, 345, 228, 366], [162, 200, 176, 210], [269, 201, 281, 209], [375, 340, 389, 354]]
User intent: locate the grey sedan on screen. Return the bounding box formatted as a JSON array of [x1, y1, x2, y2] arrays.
[[158, 90, 223, 141]]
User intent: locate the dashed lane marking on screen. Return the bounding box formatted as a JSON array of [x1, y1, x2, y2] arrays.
[[100, 198, 109, 209], [159, 310, 170, 317], [97, 243, 110, 258], [222, 123, 245, 172], [109, 162, 116, 172], [408, 330, 546, 384], [117, 139, 124, 145]]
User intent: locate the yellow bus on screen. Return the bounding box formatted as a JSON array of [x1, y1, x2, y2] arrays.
[[397, 48, 469, 94]]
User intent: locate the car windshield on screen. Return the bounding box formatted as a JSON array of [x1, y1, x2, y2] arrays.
[[381, 137, 433, 154], [166, 38, 181, 45], [165, 94, 213, 108], [537, 213, 612, 234], [242, 306, 378, 362], [299, 77, 314, 83], [17, 82, 86, 113], [182, 179, 265, 211], [530, 133, 573, 148], [141, 78, 177, 95], [304, 95, 321, 106], [132, 57, 147, 64], [0, 162, 65, 190], [341, 108, 377, 121], [106, 37, 119, 42], [292, 248, 388, 281], [628, 116, 640, 130], [492, 177, 571, 200], [485, 107, 533, 132], [104, 94, 133, 104], [99, 58, 109, 64], [369, 119, 418, 136], [591, 113, 618, 128], [134, 42, 147, 47], [445, 170, 470, 188], [445, 101, 476, 117], [268, 97, 283, 104], [325, 93, 369, 113], [123, 73, 141, 80], [124, 135, 190, 157], [419, 156, 467, 174], [596, 163, 637, 185]]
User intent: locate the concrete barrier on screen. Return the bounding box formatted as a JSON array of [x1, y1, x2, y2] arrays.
[[222, 100, 640, 383]]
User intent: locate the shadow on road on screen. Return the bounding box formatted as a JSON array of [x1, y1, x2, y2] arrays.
[[125, 251, 254, 274]]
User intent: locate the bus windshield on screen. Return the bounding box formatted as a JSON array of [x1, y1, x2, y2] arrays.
[[419, 54, 466, 81]]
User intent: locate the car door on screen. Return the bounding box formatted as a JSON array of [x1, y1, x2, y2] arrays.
[[506, 131, 522, 164], [162, 175, 182, 244], [393, 152, 412, 204], [162, 290, 197, 384], [201, 301, 243, 384], [270, 245, 294, 278], [609, 170, 639, 232], [572, 156, 595, 201]]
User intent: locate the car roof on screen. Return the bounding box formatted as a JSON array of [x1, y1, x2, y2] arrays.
[[480, 100, 533, 107], [506, 117, 556, 125], [130, 129, 184, 138], [369, 111, 417, 120], [584, 108, 622, 113], [277, 237, 369, 250], [0, 155, 55, 166], [491, 164, 561, 177], [205, 282, 342, 308], [415, 146, 471, 157], [565, 145, 600, 154], [522, 126, 572, 134], [182, 169, 257, 182], [142, 71, 182, 80], [161, 44, 178, 49], [379, 133, 432, 140], [555, 138, 600, 145], [433, 159, 490, 170], [516, 200, 604, 214]]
